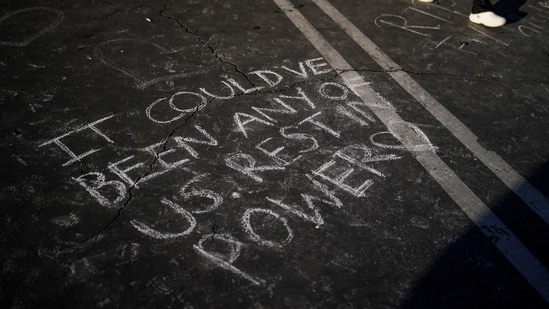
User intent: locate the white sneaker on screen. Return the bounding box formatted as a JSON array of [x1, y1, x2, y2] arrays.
[[418, 0, 434, 2], [469, 11, 506, 27]]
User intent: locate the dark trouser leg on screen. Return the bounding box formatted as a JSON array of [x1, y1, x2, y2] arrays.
[[472, 0, 494, 13]]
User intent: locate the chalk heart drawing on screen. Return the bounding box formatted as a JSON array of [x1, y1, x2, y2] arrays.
[[0, 7, 64, 47], [94, 39, 200, 90]]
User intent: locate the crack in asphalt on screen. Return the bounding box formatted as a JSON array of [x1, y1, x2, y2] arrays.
[[335, 67, 546, 84], [84, 105, 203, 244], [208, 219, 218, 243], [160, 1, 258, 88]]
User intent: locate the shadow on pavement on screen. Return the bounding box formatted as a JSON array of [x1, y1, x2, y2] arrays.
[[399, 160, 549, 308], [494, 0, 528, 23]]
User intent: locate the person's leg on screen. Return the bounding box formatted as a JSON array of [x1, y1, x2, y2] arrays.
[[469, 0, 506, 27], [471, 0, 494, 13]]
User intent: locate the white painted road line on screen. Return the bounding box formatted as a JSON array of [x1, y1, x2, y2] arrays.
[[272, 0, 549, 302], [312, 0, 549, 226]]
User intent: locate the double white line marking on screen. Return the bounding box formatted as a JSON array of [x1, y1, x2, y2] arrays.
[[272, 0, 549, 301]]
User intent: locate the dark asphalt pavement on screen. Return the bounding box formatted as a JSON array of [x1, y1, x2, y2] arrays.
[[1, 0, 548, 308]]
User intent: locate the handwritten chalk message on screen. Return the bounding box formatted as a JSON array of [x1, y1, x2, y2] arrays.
[[376, 0, 549, 54], [39, 56, 436, 285]]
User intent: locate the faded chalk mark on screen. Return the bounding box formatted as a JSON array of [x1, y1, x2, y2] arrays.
[[0, 7, 64, 47]]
